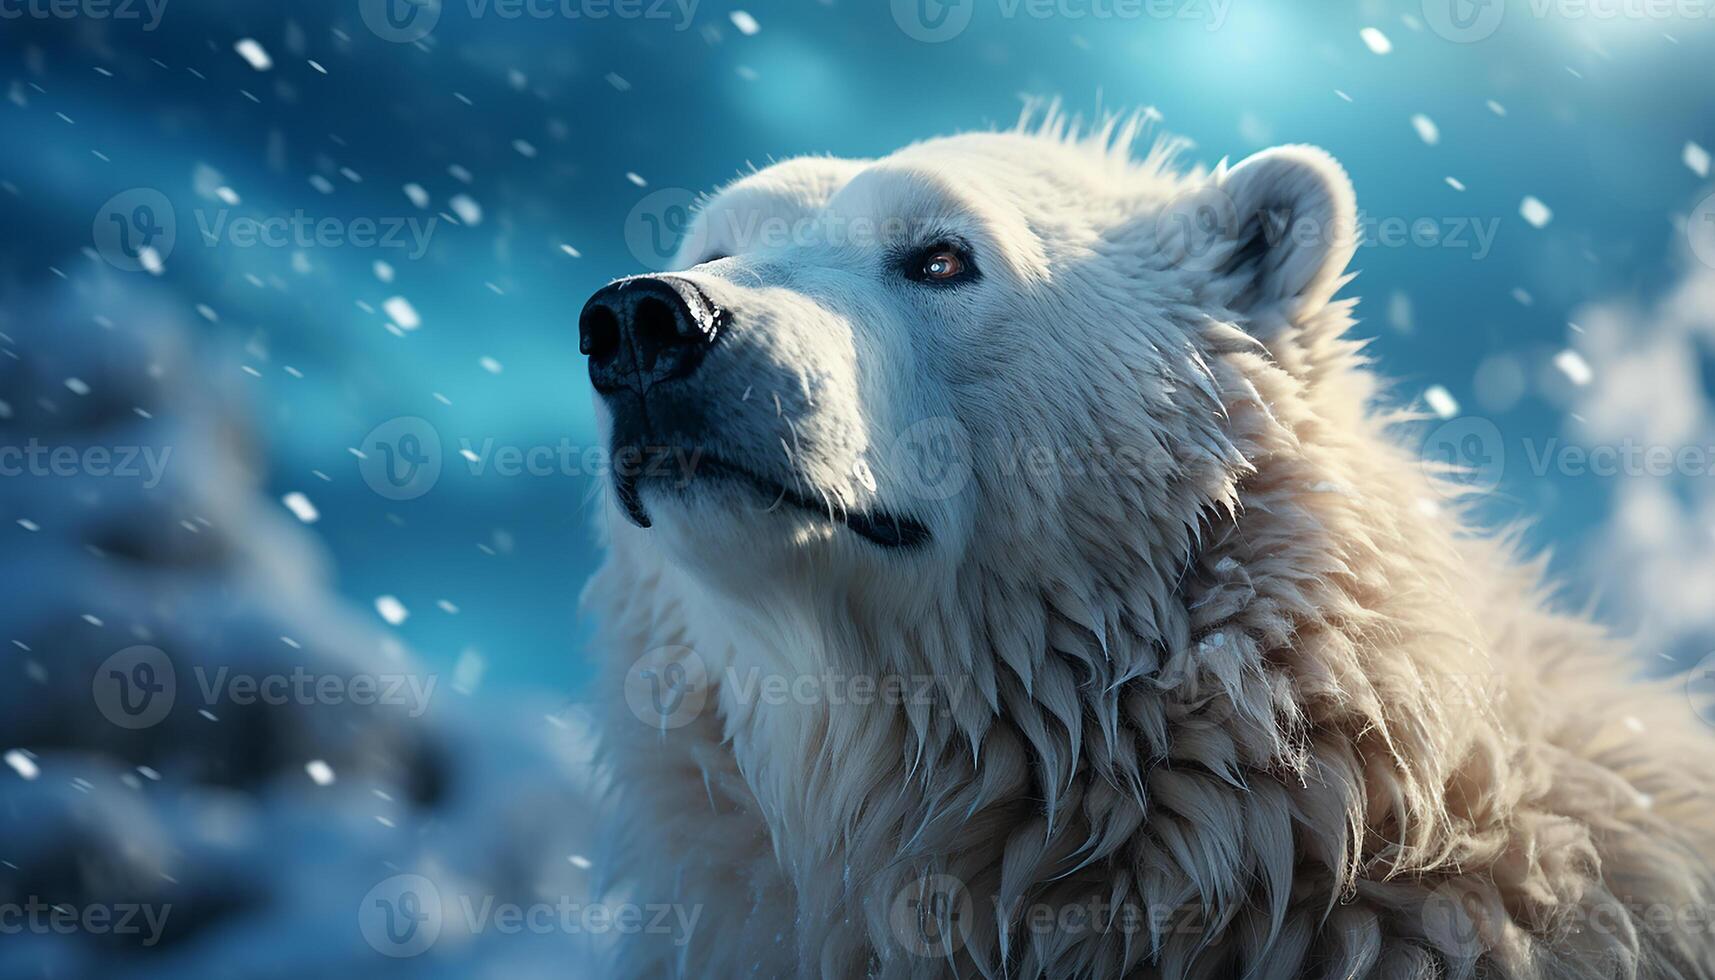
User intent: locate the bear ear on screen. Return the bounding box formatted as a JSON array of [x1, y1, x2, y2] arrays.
[[1202, 145, 1359, 318]]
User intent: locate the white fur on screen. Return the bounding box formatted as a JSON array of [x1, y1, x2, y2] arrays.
[[583, 107, 1715, 979]]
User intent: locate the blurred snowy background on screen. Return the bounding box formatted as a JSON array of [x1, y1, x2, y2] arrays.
[[1, 0, 1713, 975]]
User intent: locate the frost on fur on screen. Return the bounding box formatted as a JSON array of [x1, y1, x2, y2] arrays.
[[580, 108, 1715, 979]]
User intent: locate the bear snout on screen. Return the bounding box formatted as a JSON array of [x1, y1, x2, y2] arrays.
[[580, 275, 727, 396]]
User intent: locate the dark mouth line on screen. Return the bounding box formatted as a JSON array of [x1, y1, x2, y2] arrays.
[[612, 453, 931, 550]]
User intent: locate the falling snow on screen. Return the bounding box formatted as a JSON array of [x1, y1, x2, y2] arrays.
[[383, 296, 421, 331], [1686, 141, 1711, 178], [1410, 114, 1439, 146], [3, 10, 1712, 979], [449, 194, 483, 226], [3, 750, 37, 781], [375, 595, 409, 625], [1554, 349, 1594, 386], [234, 38, 272, 71], [1520, 196, 1553, 228], [281, 491, 320, 523], [1424, 385, 1460, 419]]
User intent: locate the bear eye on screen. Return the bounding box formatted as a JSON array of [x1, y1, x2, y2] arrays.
[[923, 250, 963, 279], [906, 243, 977, 285]]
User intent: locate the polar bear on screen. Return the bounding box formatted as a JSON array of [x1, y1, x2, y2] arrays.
[[577, 109, 1715, 979]]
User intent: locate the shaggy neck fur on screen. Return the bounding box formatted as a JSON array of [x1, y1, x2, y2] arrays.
[[587, 118, 1715, 980]]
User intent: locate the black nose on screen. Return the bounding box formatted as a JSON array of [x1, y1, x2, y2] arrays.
[[579, 276, 723, 395]]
